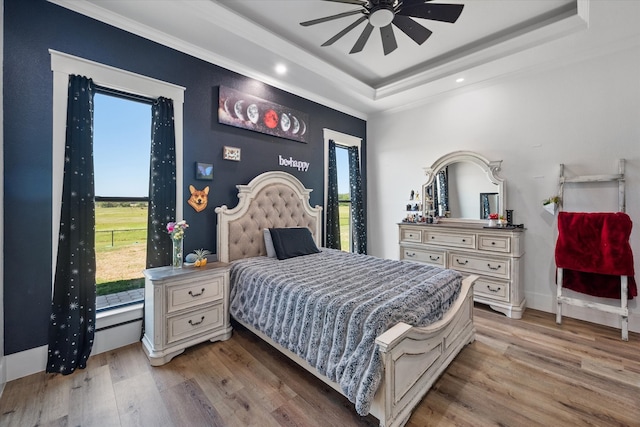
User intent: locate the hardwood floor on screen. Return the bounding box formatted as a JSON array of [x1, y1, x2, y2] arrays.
[[1, 305, 639, 427]]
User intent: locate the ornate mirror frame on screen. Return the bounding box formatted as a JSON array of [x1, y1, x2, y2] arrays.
[[423, 150, 505, 223]]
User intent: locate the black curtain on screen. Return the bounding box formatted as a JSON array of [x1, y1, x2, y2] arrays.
[[436, 167, 449, 216], [47, 75, 96, 374], [481, 194, 491, 219], [146, 97, 176, 268], [326, 140, 341, 249], [348, 146, 366, 254]]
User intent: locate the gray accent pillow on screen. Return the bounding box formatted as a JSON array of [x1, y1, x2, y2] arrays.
[[263, 228, 276, 258]]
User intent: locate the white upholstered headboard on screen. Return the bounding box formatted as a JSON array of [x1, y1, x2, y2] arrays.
[[215, 171, 323, 263]]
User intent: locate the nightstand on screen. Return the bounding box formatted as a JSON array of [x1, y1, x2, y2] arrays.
[[141, 262, 232, 366]]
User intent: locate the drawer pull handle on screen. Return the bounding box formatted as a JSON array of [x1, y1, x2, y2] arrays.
[[456, 259, 468, 265], [188, 288, 206, 297], [491, 242, 496, 245], [431, 236, 435, 239], [461, 239, 466, 242], [429, 255, 440, 261], [487, 285, 502, 293], [406, 252, 416, 257], [188, 316, 205, 326], [487, 263, 502, 271]]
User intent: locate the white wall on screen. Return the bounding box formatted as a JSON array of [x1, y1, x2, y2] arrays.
[[367, 45, 640, 331]]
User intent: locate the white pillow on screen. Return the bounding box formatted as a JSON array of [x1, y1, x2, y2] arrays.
[[263, 228, 276, 258]]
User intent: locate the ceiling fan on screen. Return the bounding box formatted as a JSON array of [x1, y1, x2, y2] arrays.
[[300, 0, 464, 55]]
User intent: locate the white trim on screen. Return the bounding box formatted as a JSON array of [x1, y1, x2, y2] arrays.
[[322, 129, 363, 248]]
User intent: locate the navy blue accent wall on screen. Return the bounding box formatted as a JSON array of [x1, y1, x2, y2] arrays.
[[3, 0, 366, 355]]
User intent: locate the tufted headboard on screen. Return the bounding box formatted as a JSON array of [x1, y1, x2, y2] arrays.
[[215, 171, 323, 263]]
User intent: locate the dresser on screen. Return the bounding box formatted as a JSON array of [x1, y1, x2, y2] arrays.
[[142, 262, 232, 366], [399, 222, 525, 319]]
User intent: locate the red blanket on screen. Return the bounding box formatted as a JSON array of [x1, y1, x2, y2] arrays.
[[555, 212, 637, 299]]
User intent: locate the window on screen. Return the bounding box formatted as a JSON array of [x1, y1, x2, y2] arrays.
[[323, 129, 363, 253], [93, 93, 151, 310], [335, 145, 351, 251], [51, 51, 185, 352]]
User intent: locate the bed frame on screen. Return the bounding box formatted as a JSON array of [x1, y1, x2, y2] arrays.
[[215, 171, 477, 427]]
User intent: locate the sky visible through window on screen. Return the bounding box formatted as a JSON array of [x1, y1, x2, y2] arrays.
[[93, 93, 152, 197], [336, 145, 350, 196]]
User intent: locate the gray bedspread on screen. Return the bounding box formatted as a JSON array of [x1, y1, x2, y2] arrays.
[[229, 248, 462, 415]]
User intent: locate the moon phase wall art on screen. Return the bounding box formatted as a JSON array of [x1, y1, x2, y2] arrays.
[[218, 86, 309, 143]]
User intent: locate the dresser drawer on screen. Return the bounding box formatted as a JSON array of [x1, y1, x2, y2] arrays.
[[425, 231, 476, 249], [474, 277, 510, 302], [167, 275, 225, 314], [401, 246, 445, 266], [449, 253, 510, 279], [479, 235, 511, 254], [167, 303, 224, 344], [400, 228, 423, 243]]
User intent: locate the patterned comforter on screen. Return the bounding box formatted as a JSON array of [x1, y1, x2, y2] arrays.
[[229, 248, 462, 415]]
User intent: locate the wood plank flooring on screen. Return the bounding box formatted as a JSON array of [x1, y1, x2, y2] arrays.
[[1, 305, 639, 427]]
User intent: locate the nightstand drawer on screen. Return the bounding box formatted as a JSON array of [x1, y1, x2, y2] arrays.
[[167, 275, 225, 314], [401, 247, 445, 266], [449, 253, 510, 279], [479, 235, 511, 253], [425, 231, 476, 249], [474, 277, 510, 302], [167, 304, 224, 344]]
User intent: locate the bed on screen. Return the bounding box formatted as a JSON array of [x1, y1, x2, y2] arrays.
[[215, 171, 477, 427]]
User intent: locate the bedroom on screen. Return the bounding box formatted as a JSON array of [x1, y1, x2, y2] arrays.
[[1, 0, 639, 425]]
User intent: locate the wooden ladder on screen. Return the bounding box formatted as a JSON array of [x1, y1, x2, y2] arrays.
[[555, 159, 630, 340]]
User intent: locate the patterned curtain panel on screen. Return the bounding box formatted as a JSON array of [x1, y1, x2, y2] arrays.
[[146, 97, 176, 268], [436, 167, 449, 216], [481, 194, 491, 219], [47, 75, 96, 374], [326, 140, 341, 249], [348, 146, 367, 254]]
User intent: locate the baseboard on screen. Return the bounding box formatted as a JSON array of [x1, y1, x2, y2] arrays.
[[0, 356, 6, 399], [6, 304, 144, 382], [6, 345, 48, 382]]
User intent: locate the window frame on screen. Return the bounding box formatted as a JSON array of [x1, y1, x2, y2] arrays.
[[322, 128, 362, 249], [50, 51, 185, 352], [50, 50, 185, 289]]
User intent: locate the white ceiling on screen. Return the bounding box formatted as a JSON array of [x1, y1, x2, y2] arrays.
[[48, 1, 640, 118]]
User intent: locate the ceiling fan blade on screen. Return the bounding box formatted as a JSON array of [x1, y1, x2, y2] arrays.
[[398, 3, 465, 23], [380, 24, 398, 55], [321, 0, 367, 4], [300, 9, 363, 27], [350, 22, 374, 53], [392, 15, 432, 45], [322, 16, 368, 46]]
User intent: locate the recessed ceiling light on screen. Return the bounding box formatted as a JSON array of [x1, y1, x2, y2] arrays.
[[456, 78, 465, 83], [275, 64, 287, 75]]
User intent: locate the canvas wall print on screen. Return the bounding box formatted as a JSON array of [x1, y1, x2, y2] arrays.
[[218, 86, 309, 143]]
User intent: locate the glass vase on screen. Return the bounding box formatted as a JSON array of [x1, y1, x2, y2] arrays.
[[172, 237, 183, 269]]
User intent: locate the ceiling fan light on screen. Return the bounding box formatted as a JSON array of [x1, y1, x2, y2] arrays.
[[369, 8, 394, 27]]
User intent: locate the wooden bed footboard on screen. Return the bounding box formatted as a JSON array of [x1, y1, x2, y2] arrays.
[[232, 274, 477, 427], [371, 274, 477, 427]]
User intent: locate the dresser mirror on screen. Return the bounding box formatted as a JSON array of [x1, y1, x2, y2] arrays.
[[423, 151, 505, 222]]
